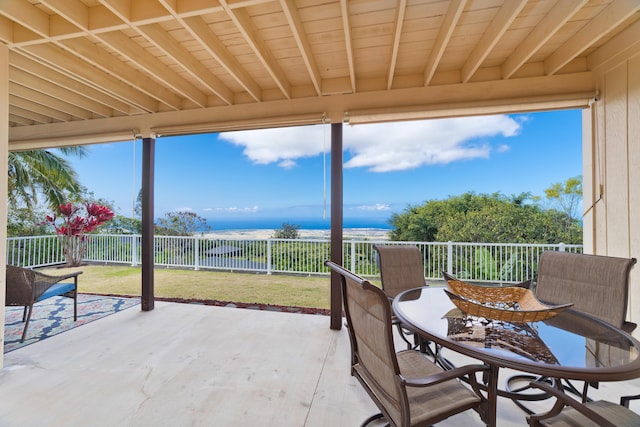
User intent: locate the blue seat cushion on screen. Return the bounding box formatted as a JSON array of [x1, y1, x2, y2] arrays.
[[36, 283, 76, 302]]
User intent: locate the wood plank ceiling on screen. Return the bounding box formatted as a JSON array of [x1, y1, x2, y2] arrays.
[[2, 0, 640, 149]]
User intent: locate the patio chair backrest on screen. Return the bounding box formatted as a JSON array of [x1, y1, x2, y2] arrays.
[[535, 251, 637, 331], [5, 265, 34, 306], [375, 245, 425, 298], [325, 261, 404, 422]]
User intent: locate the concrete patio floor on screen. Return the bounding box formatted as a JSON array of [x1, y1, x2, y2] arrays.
[[0, 301, 639, 426]]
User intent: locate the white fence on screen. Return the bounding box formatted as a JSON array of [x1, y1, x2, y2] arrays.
[[6, 234, 582, 283]]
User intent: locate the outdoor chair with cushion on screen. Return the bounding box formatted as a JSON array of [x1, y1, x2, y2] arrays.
[[325, 260, 489, 426], [375, 244, 430, 352], [5, 265, 82, 342], [506, 251, 637, 410], [527, 380, 640, 427]]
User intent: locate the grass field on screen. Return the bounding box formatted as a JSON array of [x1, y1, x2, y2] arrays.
[[41, 264, 334, 309]]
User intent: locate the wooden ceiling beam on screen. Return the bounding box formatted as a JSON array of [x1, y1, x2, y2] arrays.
[[137, 23, 234, 105], [157, 0, 260, 102], [588, 18, 640, 72], [24, 0, 180, 112], [340, 0, 355, 94], [10, 95, 72, 123], [97, 30, 207, 108], [9, 71, 595, 148], [424, 0, 466, 87], [386, 0, 407, 90], [280, 0, 321, 95], [42, 0, 90, 31], [10, 51, 135, 115], [9, 113, 35, 127], [21, 44, 160, 113], [97, 0, 208, 108], [39, 0, 128, 37], [545, 0, 640, 75], [502, 0, 587, 80], [0, 0, 50, 39], [10, 105, 53, 125], [221, 0, 292, 99], [9, 83, 90, 120], [9, 67, 113, 118], [40, 1, 187, 111], [3, 0, 271, 48], [0, 16, 12, 44], [461, 0, 527, 83], [182, 15, 262, 102]]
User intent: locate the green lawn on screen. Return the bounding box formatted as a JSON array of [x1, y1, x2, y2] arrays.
[[41, 264, 334, 309]]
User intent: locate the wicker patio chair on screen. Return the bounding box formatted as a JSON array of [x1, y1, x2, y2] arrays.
[[325, 260, 489, 426], [5, 265, 82, 342], [506, 251, 637, 409], [527, 381, 640, 427], [375, 245, 430, 352]]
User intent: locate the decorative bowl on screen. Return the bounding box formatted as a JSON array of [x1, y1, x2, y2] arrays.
[[443, 278, 573, 323]]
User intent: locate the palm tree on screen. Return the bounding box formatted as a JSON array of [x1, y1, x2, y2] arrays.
[[8, 146, 87, 209]]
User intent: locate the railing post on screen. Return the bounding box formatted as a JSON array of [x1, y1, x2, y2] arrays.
[[131, 235, 138, 267], [267, 239, 272, 275], [351, 240, 356, 274], [194, 236, 200, 270], [447, 241, 453, 274], [558, 242, 566, 252]]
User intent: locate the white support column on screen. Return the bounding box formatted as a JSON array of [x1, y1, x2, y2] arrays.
[[0, 43, 10, 368]]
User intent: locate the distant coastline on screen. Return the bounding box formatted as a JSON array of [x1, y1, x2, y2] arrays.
[[202, 228, 390, 240], [200, 217, 390, 240], [204, 217, 392, 231]]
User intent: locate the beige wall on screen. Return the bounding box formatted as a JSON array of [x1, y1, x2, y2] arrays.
[[586, 51, 640, 332]]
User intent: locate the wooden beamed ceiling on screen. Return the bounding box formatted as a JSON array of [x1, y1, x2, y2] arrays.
[[1, 0, 640, 148]]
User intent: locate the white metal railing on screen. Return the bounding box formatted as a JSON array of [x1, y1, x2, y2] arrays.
[[7, 234, 582, 283]]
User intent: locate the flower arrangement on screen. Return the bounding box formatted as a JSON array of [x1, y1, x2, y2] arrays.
[[44, 202, 114, 267]]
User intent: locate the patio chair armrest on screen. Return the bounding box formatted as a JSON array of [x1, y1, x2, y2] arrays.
[[33, 270, 83, 282], [528, 381, 619, 427], [401, 364, 488, 388], [31, 270, 82, 301]]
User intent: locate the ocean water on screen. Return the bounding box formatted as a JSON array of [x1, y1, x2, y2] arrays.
[[205, 217, 391, 231]]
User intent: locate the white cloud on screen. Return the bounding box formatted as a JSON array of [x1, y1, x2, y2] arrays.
[[209, 206, 260, 213], [278, 159, 297, 169], [343, 116, 520, 172], [356, 204, 391, 212], [218, 115, 521, 172], [220, 125, 325, 168]]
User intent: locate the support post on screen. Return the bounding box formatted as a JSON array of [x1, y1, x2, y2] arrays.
[[0, 44, 9, 368], [141, 137, 155, 311], [330, 123, 343, 330]]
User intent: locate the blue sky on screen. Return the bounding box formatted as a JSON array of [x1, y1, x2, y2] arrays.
[[67, 109, 582, 222]]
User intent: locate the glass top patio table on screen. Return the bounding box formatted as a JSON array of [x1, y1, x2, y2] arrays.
[[392, 286, 640, 427]]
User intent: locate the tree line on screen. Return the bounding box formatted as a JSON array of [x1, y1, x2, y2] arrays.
[[389, 179, 582, 244]]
